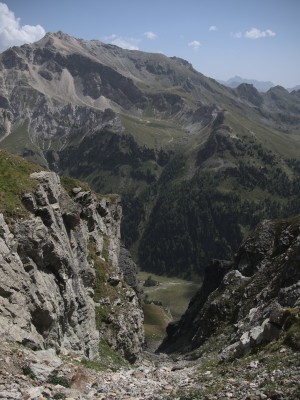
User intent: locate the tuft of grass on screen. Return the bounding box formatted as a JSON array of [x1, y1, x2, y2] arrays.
[[81, 341, 128, 372], [81, 358, 107, 372], [0, 149, 42, 219], [98, 340, 127, 368]]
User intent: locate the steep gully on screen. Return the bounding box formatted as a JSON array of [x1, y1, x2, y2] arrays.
[[0, 169, 299, 398]]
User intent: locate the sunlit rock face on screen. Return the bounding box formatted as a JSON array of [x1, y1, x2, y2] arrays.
[[0, 170, 144, 362]]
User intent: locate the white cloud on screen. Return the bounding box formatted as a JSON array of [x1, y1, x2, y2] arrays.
[[231, 28, 276, 40], [188, 40, 201, 50], [231, 31, 242, 39], [209, 26, 217, 31], [245, 27, 276, 39], [0, 2, 45, 52], [144, 31, 157, 40], [104, 34, 140, 50]]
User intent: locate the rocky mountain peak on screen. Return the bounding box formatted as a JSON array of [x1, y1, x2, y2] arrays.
[[267, 85, 289, 95], [31, 30, 97, 59], [235, 83, 263, 106]]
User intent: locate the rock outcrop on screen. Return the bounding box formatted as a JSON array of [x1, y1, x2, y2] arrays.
[[159, 217, 300, 359], [0, 169, 144, 362], [118, 244, 141, 300]]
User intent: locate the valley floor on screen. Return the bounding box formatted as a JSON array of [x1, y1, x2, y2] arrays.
[[0, 341, 299, 400]]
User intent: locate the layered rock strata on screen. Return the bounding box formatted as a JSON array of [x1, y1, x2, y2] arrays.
[[0, 171, 144, 362]]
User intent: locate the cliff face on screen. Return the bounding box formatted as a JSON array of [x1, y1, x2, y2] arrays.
[[0, 169, 144, 362], [159, 217, 300, 358]]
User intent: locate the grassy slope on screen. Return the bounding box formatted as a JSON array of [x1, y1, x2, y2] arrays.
[[121, 114, 186, 149], [139, 271, 201, 320], [139, 271, 201, 349], [0, 148, 42, 219], [1, 120, 47, 167]]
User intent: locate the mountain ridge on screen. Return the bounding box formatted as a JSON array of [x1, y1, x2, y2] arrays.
[[219, 75, 300, 93], [1, 31, 300, 276], [218, 75, 275, 92]]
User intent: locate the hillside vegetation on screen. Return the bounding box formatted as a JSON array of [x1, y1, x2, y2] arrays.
[[1, 32, 300, 276], [0, 149, 42, 219]]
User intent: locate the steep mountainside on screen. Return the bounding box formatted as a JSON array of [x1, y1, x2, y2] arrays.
[[0, 149, 144, 363], [159, 215, 300, 359], [1, 31, 300, 276]]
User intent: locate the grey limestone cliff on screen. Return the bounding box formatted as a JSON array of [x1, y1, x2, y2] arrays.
[[159, 217, 300, 358], [0, 170, 144, 362]]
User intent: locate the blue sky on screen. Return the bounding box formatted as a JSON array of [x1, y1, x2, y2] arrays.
[[1, 0, 299, 88]]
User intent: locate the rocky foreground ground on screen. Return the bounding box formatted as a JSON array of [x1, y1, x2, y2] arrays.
[[0, 341, 299, 400]]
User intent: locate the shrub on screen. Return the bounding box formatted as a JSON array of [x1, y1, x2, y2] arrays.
[[143, 275, 159, 287], [47, 372, 70, 388]]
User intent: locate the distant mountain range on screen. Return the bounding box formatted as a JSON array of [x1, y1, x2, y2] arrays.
[[219, 75, 300, 93], [289, 84, 300, 92], [1, 32, 300, 277]]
